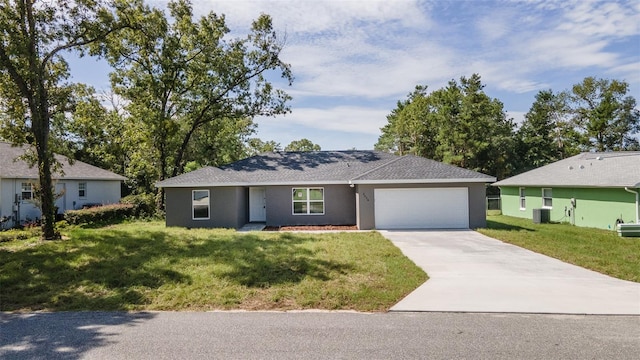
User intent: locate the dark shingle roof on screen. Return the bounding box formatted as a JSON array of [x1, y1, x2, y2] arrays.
[[493, 152, 640, 188], [157, 151, 495, 187], [0, 142, 126, 181], [353, 155, 495, 181]]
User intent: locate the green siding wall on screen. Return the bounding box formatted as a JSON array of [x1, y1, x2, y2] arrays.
[[500, 186, 638, 230]]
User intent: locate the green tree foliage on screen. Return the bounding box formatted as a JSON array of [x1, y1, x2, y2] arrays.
[[375, 75, 515, 178], [515, 90, 579, 172], [284, 138, 321, 152], [245, 138, 281, 155], [0, 0, 144, 239], [50, 86, 129, 176], [568, 77, 639, 151], [375, 85, 430, 156], [103, 0, 293, 206]]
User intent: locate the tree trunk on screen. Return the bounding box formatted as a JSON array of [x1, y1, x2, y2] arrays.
[[33, 110, 58, 240]]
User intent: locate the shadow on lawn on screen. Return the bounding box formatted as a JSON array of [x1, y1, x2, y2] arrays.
[[220, 232, 353, 288], [0, 311, 155, 360], [0, 229, 353, 311], [485, 219, 535, 232]]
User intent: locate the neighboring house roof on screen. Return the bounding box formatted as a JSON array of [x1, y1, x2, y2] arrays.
[[0, 142, 127, 181], [493, 152, 640, 188], [157, 150, 496, 188]]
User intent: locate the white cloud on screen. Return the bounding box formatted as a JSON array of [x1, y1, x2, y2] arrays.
[[197, 0, 429, 34], [558, 1, 640, 38], [262, 106, 389, 135], [506, 111, 527, 127]]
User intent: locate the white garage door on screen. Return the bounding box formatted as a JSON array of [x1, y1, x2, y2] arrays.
[[374, 188, 469, 229]]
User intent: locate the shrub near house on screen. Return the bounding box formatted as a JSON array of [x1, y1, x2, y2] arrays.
[[64, 204, 135, 225]]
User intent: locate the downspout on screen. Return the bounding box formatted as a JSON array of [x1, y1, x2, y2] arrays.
[[624, 187, 639, 224]]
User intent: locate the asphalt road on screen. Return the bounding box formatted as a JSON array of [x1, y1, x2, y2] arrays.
[[1, 311, 639, 359]]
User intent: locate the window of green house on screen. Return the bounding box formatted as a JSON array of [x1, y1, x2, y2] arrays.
[[519, 187, 526, 210], [542, 188, 552, 208]]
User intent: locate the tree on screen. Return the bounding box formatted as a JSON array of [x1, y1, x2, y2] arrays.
[[433, 75, 515, 178], [375, 85, 429, 156], [104, 0, 292, 208], [375, 75, 515, 178], [0, 0, 144, 239], [569, 77, 640, 151], [284, 138, 321, 152], [184, 117, 257, 169], [245, 138, 281, 155], [515, 89, 578, 173]]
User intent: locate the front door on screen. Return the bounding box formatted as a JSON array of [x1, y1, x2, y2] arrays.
[[249, 187, 266, 222]]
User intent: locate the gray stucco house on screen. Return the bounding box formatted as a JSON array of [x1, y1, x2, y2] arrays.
[[156, 151, 495, 230], [0, 142, 126, 228]]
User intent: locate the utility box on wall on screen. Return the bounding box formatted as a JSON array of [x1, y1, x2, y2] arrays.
[[533, 208, 550, 224]]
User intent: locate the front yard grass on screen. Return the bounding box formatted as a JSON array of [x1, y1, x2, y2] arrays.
[[478, 215, 640, 283], [0, 221, 426, 312]]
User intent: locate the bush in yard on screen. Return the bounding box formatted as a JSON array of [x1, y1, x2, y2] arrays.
[[121, 193, 158, 218], [64, 204, 135, 225], [0, 227, 41, 242]]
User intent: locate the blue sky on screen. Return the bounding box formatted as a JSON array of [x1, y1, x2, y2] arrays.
[[69, 0, 640, 150]]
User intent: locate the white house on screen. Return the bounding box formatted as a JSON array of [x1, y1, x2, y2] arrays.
[[0, 142, 126, 228]]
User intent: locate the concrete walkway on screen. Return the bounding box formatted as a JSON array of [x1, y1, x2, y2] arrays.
[[382, 230, 640, 315]]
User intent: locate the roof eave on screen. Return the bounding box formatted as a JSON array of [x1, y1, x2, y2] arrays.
[[352, 178, 496, 185], [157, 177, 496, 188], [156, 180, 351, 188], [493, 183, 640, 188]]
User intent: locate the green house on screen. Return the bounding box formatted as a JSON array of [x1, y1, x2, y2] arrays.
[[494, 152, 640, 230]]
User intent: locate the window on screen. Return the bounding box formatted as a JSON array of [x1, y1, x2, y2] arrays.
[[21, 182, 33, 201], [292, 188, 324, 215], [542, 188, 552, 208], [519, 187, 526, 210], [192, 190, 210, 220], [78, 182, 87, 198]]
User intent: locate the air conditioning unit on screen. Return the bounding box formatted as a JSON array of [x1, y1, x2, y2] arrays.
[[533, 208, 550, 224]]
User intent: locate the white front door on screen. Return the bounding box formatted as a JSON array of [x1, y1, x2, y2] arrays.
[[249, 187, 266, 222]]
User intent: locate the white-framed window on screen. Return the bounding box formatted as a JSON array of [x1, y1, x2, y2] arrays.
[[519, 187, 526, 210], [542, 188, 552, 209], [292, 188, 324, 215], [192, 190, 210, 220], [78, 182, 87, 198], [21, 182, 33, 201]]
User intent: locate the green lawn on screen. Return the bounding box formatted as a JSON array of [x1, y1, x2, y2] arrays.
[[0, 221, 426, 312], [478, 215, 640, 283]]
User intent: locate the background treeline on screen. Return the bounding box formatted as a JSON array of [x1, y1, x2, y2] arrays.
[[375, 74, 639, 179]]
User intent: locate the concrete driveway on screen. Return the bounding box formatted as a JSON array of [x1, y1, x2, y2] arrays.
[[382, 230, 640, 315]]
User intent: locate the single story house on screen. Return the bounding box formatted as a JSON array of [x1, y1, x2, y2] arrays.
[[156, 151, 496, 230], [493, 152, 640, 230], [0, 142, 126, 228]]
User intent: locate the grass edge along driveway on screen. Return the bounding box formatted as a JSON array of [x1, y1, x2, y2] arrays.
[[478, 215, 640, 283], [0, 221, 427, 312]]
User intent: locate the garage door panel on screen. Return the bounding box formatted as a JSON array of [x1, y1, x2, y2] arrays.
[[374, 188, 469, 229]]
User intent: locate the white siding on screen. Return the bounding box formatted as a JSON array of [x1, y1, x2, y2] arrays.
[[0, 178, 122, 227]]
